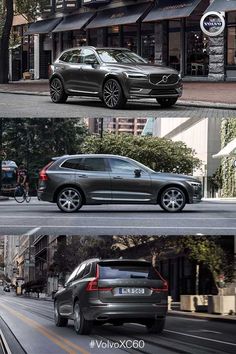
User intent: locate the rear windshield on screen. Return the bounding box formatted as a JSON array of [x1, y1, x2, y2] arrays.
[[99, 263, 161, 280]]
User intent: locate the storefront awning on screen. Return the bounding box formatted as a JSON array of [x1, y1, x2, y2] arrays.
[[24, 17, 62, 35], [86, 3, 152, 29], [212, 138, 236, 158], [143, 0, 202, 22], [205, 0, 236, 13], [52, 12, 95, 33]]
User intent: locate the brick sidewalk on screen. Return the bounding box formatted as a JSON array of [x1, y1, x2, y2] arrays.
[[0, 80, 236, 104]]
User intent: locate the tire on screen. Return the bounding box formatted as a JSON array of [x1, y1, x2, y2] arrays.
[[159, 187, 186, 212], [74, 301, 92, 335], [146, 318, 165, 334], [14, 186, 25, 203], [157, 97, 178, 108], [50, 77, 68, 103], [54, 301, 68, 327], [56, 187, 83, 213], [102, 79, 127, 109], [26, 194, 31, 203]]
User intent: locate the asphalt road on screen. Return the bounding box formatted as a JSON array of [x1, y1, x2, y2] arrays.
[[0, 291, 235, 354], [0, 93, 235, 118], [0, 198, 236, 236]]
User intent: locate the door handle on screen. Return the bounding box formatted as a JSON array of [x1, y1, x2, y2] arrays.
[[113, 176, 123, 180], [77, 174, 88, 178]]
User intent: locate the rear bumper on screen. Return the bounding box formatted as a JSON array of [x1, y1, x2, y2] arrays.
[[82, 302, 168, 321], [37, 189, 53, 202]]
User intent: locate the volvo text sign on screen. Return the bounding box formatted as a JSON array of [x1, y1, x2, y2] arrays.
[[200, 11, 225, 37]]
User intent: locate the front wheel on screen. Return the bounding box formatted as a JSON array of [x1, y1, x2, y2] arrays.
[[102, 79, 127, 109], [50, 77, 68, 103], [159, 187, 186, 212], [14, 186, 25, 203], [146, 318, 165, 334], [74, 301, 92, 335], [157, 97, 178, 108], [56, 187, 83, 213]]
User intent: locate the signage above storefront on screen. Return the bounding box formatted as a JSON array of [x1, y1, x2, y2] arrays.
[[200, 11, 225, 37]]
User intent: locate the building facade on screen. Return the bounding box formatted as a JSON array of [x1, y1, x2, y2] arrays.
[[11, 0, 236, 81]]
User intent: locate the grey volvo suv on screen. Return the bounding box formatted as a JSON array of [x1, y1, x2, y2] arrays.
[[49, 47, 182, 109], [37, 154, 202, 213], [54, 258, 168, 335]]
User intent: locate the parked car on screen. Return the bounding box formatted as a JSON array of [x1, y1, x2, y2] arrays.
[[54, 258, 168, 335], [49, 47, 183, 109], [3, 285, 10, 292], [38, 154, 202, 213], [1, 160, 18, 197]]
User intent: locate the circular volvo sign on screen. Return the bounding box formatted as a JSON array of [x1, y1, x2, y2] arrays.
[[200, 11, 225, 37]]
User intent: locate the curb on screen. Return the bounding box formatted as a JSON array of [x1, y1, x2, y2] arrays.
[[0, 89, 236, 109], [0, 197, 9, 201], [168, 311, 236, 323], [203, 198, 236, 202]]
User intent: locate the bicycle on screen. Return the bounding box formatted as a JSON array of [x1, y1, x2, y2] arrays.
[[14, 185, 31, 203]]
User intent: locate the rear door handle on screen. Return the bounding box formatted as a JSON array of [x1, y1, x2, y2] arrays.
[[113, 176, 123, 180], [77, 174, 88, 178]]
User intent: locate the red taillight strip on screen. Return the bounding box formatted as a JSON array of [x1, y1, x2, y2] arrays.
[[152, 268, 168, 291], [39, 161, 53, 181], [86, 264, 112, 292]]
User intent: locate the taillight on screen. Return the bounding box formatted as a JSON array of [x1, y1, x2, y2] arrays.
[[39, 161, 53, 181], [86, 265, 112, 292], [151, 281, 168, 292]]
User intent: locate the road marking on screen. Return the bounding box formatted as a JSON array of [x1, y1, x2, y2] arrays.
[[164, 329, 236, 347], [0, 302, 90, 354], [0, 216, 235, 220], [188, 330, 222, 334]]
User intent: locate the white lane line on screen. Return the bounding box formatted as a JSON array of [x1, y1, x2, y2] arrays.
[[188, 330, 222, 334], [0, 226, 235, 230], [164, 330, 236, 347], [0, 216, 235, 220]]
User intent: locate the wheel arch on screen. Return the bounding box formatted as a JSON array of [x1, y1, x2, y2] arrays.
[[102, 74, 127, 98], [157, 183, 189, 204]]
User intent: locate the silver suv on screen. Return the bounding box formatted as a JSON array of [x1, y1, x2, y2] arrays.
[[49, 47, 183, 109], [37, 154, 202, 213]]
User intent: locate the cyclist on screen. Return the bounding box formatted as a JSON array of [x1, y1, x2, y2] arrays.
[[16, 164, 29, 196]]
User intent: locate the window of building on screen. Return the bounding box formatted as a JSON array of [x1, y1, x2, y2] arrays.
[[227, 12, 236, 66], [107, 26, 120, 47], [141, 23, 155, 62], [123, 24, 137, 53], [168, 20, 181, 71]]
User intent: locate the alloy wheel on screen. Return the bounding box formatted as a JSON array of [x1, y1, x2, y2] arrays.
[[57, 188, 82, 212], [74, 303, 81, 332], [50, 78, 62, 102], [161, 188, 185, 212], [103, 79, 121, 108]]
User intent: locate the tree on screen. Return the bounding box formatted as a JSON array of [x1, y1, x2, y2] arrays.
[[81, 133, 201, 174], [0, 0, 13, 83], [2, 118, 89, 190], [175, 236, 234, 294], [0, 0, 47, 83]]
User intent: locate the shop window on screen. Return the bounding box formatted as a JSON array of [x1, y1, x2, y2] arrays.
[[88, 29, 97, 47], [186, 19, 209, 76], [107, 26, 120, 47], [72, 30, 87, 47], [123, 24, 137, 53], [141, 23, 155, 62], [168, 20, 181, 71], [227, 12, 236, 66]]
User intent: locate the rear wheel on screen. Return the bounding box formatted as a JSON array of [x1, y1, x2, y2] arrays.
[[50, 77, 68, 103], [56, 187, 83, 213], [14, 186, 25, 203], [160, 187, 186, 212], [54, 301, 68, 327], [157, 97, 178, 108], [74, 301, 92, 335], [146, 318, 165, 334], [103, 79, 127, 109]]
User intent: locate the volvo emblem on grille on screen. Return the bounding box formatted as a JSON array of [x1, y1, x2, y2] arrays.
[[162, 75, 168, 83]]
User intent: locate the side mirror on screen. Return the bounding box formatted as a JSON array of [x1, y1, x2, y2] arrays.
[[134, 169, 141, 177]]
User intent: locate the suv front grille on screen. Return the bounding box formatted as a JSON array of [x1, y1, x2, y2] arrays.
[[150, 74, 179, 85], [150, 88, 178, 96]]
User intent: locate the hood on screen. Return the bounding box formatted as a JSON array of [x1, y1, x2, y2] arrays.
[[104, 63, 178, 75], [152, 172, 200, 183]]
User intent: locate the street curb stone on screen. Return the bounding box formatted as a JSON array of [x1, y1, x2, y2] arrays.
[[168, 311, 236, 323]]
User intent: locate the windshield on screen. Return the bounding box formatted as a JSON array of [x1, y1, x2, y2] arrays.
[[97, 49, 147, 64]]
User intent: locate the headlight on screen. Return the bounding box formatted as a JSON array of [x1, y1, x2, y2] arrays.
[[187, 181, 201, 189], [178, 73, 182, 80], [123, 72, 148, 79]]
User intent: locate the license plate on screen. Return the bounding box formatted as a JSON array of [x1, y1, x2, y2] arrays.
[[119, 287, 145, 295]]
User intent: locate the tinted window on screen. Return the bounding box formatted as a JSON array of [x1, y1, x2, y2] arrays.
[[99, 263, 161, 280], [81, 48, 99, 64], [75, 263, 87, 280], [109, 158, 136, 174], [83, 263, 91, 278], [62, 158, 83, 170], [66, 265, 81, 284], [69, 49, 82, 63], [97, 49, 147, 64], [82, 158, 106, 172]]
